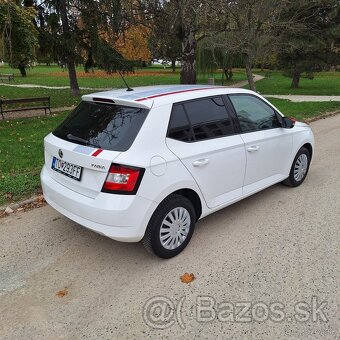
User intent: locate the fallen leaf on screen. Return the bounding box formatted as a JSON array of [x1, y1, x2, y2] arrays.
[[56, 288, 68, 298], [180, 273, 195, 283], [37, 194, 46, 203]]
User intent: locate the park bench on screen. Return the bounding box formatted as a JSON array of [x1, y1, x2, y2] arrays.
[[0, 73, 14, 82], [0, 97, 51, 120]]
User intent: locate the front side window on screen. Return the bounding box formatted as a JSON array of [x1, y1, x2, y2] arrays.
[[53, 101, 148, 152], [229, 95, 280, 133]]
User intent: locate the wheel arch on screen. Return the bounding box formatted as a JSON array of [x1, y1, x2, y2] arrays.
[[153, 187, 203, 221], [172, 188, 202, 221], [301, 142, 313, 160]]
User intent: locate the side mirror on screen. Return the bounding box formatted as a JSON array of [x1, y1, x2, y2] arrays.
[[281, 117, 295, 129]]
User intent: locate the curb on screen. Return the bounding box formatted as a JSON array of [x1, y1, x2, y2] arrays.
[[0, 195, 46, 214], [305, 110, 340, 123]]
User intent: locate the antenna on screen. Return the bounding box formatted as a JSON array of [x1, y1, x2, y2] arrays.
[[118, 71, 133, 91]]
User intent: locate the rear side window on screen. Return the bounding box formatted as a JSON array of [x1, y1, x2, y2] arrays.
[[53, 101, 148, 152], [167, 96, 234, 142], [184, 96, 234, 141], [167, 105, 194, 142]]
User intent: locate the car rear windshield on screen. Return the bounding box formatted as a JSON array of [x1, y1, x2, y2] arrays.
[[53, 101, 149, 152]]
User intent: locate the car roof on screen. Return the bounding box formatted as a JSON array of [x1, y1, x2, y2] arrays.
[[82, 85, 254, 109]]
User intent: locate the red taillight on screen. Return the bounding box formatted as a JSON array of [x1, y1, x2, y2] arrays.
[[102, 164, 144, 194]]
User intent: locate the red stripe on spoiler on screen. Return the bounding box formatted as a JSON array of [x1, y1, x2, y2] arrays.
[[92, 149, 103, 157], [135, 87, 226, 102]]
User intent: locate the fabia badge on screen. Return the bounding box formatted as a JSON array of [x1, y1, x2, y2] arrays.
[[58, 149, 63, 158]]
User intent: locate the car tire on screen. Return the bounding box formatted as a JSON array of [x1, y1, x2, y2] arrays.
[[282, 147, 311, 187], [142, 194, 196, 258]]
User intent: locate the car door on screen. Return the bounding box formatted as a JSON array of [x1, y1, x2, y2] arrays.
[[227, 94, 293, 195], [166, 96, 246, 209]]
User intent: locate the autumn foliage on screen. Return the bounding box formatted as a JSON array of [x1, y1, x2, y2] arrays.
[[115, 25, 151, 62]]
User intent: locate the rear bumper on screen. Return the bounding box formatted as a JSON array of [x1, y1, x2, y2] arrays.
[[40, 166, 157, 242]]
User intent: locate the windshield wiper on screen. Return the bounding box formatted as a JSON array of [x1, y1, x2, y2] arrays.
[[66, 133, 100, 148]]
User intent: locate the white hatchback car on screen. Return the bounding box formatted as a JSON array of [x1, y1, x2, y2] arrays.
[[41, 85, 314, 258]]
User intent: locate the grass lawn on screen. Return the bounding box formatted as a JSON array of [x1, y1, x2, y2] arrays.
[[1, 99, 339, 206], [0, 113, 68, 206], [1, 65, 339, 95], [0, 65, 246, 110], [266, 98, 340, 121], [0, 64, 246, 88], [251, 70, 340, 96]]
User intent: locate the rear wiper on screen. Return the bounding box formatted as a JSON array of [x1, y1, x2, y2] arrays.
[[66, 133, 100, 148]]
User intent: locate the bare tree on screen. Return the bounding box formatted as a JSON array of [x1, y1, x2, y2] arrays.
[[214, 0, 285, 91], [275, 0, 340, 88], [134, 0, 220, 84], [168, 0, 223, 84]]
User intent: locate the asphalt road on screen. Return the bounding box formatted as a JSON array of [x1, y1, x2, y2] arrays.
[[1, 115, 339, 339]]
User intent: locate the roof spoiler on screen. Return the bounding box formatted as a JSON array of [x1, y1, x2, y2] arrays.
[[81, 94, 153, 109]]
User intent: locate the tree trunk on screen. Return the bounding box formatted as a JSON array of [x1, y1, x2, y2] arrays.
[[180, 29, 196, 84], [291, 71, 300, 88], [59, 0, 80, 96], [244, 53, 256, 91], [84, 48, 93, 73], [171, 57, 176, 73], [67, 60, 80, 96], [224, 67, 233, 81], [23, 0, 34, 6], [18, 64, 27, 77]]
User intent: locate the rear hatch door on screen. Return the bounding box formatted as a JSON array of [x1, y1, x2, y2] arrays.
[[44, 136, 120, 198], [44, 98, 149, 198]]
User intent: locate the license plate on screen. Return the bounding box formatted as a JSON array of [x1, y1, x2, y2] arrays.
[[51, 157, 82, 181]]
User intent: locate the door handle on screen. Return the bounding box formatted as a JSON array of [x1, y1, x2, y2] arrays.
[[247, 145, 260, 152], [192, 158, 210, 167]]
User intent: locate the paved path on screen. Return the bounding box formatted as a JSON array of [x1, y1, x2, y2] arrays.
[[0, 83, 108, 91], [264, 94, 340, 102], [227, 73, 264, 88], [2, 75, 339, 120], [2, 106, 75, 120], [1, 115, 339, 339], [1, 75, 263, 120]]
